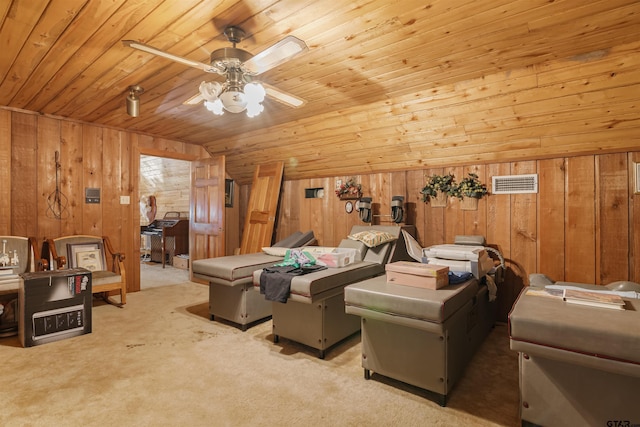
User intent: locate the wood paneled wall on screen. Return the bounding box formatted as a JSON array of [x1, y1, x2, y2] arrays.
[[1, 109, 638, 320], [265, 153, 639, 320], [0, 108, 209, 292]]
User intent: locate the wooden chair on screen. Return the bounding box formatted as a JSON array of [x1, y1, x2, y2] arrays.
[[48, 235, 126, 306]]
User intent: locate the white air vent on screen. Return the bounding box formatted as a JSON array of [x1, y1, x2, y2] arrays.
[[492, 174, 538, 194]]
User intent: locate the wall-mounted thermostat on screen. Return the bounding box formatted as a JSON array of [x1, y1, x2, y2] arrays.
[[85, 188, 100, 204]]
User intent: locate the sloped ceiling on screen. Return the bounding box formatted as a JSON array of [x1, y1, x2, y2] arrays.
[[1, 0, 639, 183]]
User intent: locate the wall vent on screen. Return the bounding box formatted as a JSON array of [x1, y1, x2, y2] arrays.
[[492, 174, 538, 194]]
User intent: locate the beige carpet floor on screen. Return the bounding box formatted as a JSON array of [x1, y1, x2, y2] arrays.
[[0, 281, 520, 427], [140, 261, 189, 289]]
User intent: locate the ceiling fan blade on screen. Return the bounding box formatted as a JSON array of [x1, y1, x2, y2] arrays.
[[122, 40, 224, 74], [183, 93, 204, 105], [242, 35, 308, 75], [261, 83, 306, 108]]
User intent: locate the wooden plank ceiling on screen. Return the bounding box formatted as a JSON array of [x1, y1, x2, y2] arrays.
[[1, 0, 639, 184]]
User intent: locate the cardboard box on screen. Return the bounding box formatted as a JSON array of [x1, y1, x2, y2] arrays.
[[19, 269, 92, 347], [385, 261, 449, 290], [173, 255, 189, 270]]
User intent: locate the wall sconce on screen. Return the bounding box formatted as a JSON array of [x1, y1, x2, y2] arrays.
[[126, 85, 144, 117], [359, 196, 404, 224], [391, 196, 404, 223], [358, 197, 372, 223]]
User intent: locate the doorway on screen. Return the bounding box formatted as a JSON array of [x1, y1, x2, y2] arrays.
[[139, 154, 191, 289]]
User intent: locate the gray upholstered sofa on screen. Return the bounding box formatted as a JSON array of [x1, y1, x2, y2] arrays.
[[253, 225, 415, 358], [192, 230, 315, 330], [509, 275, 640, 426]]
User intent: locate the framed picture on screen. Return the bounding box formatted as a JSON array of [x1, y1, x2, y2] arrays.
[[635, 162, 640, 194], [67, 242, 105, 271], [76, 249, 103, 271], [225, 179, 234, 207]]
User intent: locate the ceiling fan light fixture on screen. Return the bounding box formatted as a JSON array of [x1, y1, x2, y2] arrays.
[[200, 82, 265, 117], [199, 81, 223, 101], [245, 82, 266, 117], [244, 82, 266, 103], [219, 89, 247, 113], [246, 102, 264, 118], [204, 99, 224, 115]]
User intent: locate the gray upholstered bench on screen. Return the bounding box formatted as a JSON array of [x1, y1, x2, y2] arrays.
[[344, 274, 496, 406], [509, 282, 640, 426], [192, 231, 315, 330], [253, 225, 415, 358]]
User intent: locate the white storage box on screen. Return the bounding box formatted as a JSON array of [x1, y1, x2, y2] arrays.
[[307, 247, 357, 268]]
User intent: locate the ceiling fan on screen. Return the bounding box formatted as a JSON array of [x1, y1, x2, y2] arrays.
[[122, 27, 308, 117]]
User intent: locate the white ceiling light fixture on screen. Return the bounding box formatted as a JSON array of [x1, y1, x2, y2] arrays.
[[199, 80, 266, 117], [123, 26, 307, 118]]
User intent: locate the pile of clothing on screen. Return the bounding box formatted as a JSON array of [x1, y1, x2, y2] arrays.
[[259, 249, 327, 303]]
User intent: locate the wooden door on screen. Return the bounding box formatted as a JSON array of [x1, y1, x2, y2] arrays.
[[239, 161, 284, 254], [190, 156, 226, 268]]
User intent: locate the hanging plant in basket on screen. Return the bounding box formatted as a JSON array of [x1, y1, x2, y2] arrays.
[[420, 173, 455, 207], [451, 173, 488, 210], [335, 177, 362, 200]]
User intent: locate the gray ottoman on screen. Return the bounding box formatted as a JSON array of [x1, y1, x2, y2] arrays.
[[509, 287, 640, 426], [344, 275, 496, 406]]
